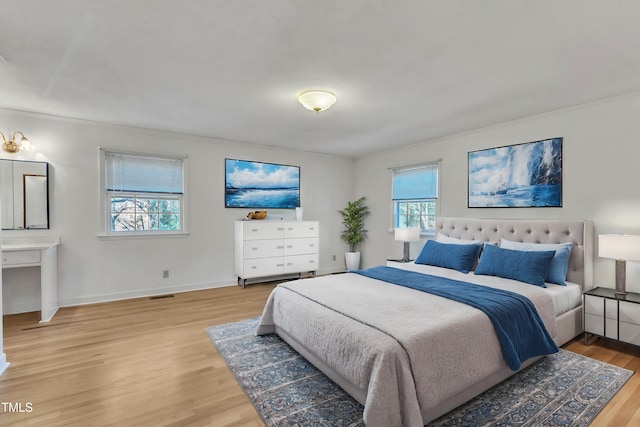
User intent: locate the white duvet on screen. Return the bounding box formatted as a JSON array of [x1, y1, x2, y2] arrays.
[[257, 264, 558, 427]]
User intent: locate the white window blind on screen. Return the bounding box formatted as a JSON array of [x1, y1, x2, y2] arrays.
[[105, 152, 183, 194], [392, 163, 438, 201]]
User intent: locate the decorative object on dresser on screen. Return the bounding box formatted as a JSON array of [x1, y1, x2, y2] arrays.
[[598, 234, 640, 296], [246, 210, 267, 220], [338, 196, 370, 270], [394, 227, 420, 262], [584, 287, 640, 345], [234, 221, 319, 287]]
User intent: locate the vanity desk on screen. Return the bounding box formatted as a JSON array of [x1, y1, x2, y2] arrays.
[[2, 236, 60, 322]]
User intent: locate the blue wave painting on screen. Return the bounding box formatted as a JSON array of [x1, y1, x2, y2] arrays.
[[468, 138, 562, 207], [225, 159, 300, 209]]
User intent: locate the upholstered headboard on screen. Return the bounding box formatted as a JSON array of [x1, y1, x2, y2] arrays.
[[435, 217, 594, 289]]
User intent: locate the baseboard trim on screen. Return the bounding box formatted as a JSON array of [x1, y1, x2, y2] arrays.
[[58, 267, 344, 308], [58, 279, 235, 308]]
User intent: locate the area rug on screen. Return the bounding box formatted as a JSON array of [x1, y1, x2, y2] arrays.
[[206, 317, 632, 427]]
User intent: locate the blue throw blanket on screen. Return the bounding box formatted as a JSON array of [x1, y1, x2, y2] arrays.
[[352, 266, 558, 370]]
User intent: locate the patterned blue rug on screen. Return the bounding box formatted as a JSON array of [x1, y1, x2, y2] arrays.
[[206, 317, 632, 427]]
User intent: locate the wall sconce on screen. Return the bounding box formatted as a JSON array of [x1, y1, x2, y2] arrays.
[[395, 228, 421, 262], [1, 131, 33, 154], [298, 90, 337, 113], [599, 234, 640, 296]]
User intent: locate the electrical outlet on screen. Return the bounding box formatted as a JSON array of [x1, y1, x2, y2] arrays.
[[162, 270, 169, 278]]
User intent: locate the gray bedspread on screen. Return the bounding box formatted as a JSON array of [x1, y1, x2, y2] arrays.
[[256, 266, 557, 427]]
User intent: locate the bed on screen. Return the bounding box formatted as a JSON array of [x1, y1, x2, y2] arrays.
[[256, 217, 593, 426]]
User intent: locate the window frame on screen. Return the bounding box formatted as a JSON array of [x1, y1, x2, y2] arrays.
[[99, 148, 189, 237], [390, 160, 440, 235]]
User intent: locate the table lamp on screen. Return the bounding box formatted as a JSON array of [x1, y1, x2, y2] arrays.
[[395, 228, 421, 262], [599, 234, 640, 296]]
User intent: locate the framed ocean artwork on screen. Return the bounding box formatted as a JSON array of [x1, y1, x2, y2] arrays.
[[468, 137, 563, 208], [225, 158, 300, 209]]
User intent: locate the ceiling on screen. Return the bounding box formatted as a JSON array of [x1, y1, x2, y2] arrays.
[[2, 1, 640, 158]]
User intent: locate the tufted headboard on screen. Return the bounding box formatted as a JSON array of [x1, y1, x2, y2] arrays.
[[435, 217, 594, 290]]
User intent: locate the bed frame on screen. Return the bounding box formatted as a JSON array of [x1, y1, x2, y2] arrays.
[[435, 217, 593, 346], [276, 217, 594, 425]]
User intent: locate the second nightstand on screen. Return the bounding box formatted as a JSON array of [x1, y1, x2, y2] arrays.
[[584, 287, 640, 346]]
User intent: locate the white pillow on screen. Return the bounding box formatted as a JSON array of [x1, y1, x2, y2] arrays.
[[436, 233, 480, 245]]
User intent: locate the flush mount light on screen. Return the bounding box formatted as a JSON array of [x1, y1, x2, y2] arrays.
[[1, 131, 33, 154], [297, 90, 336, 113]]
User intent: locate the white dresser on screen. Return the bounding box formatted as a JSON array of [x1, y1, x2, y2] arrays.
[[234, 220, 319, 287]]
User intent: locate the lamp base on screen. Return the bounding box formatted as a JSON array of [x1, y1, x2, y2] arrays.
[[401, 242, 411, 263], [615, 259, 627, 298]]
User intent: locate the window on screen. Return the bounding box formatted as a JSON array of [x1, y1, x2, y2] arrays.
[[102, 150, 186, 235], [391, 162, 439, 234]]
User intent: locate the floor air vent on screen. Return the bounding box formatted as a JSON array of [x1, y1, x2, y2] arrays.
[[149, 294, 175, 300]]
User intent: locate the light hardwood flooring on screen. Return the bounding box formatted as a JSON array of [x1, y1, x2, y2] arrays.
[[1, 284, 639, 426]]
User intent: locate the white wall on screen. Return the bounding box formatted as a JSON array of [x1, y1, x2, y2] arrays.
[[354, 92, 640, 291], [0, 109, 355, 312]]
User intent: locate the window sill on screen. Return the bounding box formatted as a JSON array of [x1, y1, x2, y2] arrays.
[[97, 232, 190, 241]]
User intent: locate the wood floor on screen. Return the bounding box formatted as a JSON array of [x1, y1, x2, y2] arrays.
[[1, 284, 639, 426]]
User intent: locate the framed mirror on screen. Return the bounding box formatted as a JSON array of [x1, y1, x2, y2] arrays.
[[0, 159, 49, 230]]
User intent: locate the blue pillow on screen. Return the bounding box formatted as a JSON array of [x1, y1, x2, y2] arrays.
[[474, 244, 555, 287], [499, 239, 573, 286], [415, 240, 483, 273]]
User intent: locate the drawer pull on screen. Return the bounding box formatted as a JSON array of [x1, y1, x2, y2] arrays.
[[276, 263, 284, 267], [287, 245, 293, 248], [277, 246, 284, 249], [251, 266, 257, 269]]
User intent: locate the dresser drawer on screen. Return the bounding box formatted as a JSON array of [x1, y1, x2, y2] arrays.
[[284, 238, 319, 256], [619, 321, 640, 346], [2, 250, 41, 267], [619, 301, 640, 325], [584, 295, 605, 316], [284, 254, 318, 273], [284, 222, 319, 238], [242, 222, 285, 240], [242, 257, 285, 278], [584, 313, 604, 336], [243, 239, 284, 259]]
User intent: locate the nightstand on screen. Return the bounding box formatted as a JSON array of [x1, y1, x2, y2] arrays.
[[584, 287, 640, 346]]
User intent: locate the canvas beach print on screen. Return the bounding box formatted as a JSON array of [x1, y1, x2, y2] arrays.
[[468, 138, 562, 208], [225, 159, 300, 209]]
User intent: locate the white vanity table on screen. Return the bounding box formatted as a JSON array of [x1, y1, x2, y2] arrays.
[[2, 236, 60, 322]]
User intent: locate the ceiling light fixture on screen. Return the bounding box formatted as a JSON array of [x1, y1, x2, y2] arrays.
[[1, 131, 33, 154], [298, 90, 336, 113]]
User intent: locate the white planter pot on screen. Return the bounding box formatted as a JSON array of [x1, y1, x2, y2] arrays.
[[345, 251, 361, 271]]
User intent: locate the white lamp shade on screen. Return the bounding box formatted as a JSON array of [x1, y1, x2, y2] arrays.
[[395, 228, 421, 242], [599, 234, 640, 261], [298, 90, 336, 112]]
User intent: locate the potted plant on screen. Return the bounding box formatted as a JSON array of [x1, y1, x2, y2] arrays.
[[338, 196, 370, 270]]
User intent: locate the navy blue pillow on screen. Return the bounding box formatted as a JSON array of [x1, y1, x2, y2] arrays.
[[415, 240, 483, 273], [474, 244, 555, 287]]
